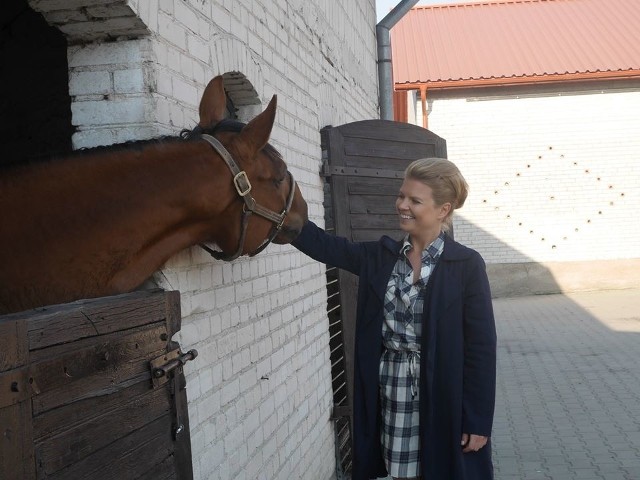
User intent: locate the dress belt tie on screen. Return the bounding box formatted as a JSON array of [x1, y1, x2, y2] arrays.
[[407, 351, 420, 398]]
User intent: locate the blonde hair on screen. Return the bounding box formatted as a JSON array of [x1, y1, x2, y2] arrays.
[[404, 157, 468, 232]]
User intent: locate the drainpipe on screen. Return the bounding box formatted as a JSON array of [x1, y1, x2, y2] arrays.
[[420, 85, 428, 128], [377, 0, 419, 120]]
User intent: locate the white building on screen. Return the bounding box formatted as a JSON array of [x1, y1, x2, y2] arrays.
[[391, 0, 640, 296]]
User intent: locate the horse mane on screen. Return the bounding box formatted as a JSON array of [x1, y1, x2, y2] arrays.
[[60, 118, 283, 160], [1, 118, 282, 175], [75, 136, 183, 155], [0, 136, 184, 173]]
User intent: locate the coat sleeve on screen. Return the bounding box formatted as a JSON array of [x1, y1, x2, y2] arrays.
[[461, 252, 497, 437], [291, 220, 363, 275]]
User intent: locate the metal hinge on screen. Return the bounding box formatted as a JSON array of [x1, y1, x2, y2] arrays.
[[330, 404, 352, 420], [321, 165, 404, 179]]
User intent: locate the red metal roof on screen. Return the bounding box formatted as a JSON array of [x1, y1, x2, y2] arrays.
[[391, 0, 640, 89]]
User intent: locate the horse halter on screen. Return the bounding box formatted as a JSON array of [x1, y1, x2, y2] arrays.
[[198, 133, 297, 261]]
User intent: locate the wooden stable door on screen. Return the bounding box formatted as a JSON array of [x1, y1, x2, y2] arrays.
[[320, 120, 447, 476], [0, 290, 195, 480]]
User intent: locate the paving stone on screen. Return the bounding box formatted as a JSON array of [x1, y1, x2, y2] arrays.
[[492, 289, 640, 480]]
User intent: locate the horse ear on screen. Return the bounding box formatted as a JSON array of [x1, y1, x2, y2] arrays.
[[237, 95, 277, 154], [199, 76, 227, 127]]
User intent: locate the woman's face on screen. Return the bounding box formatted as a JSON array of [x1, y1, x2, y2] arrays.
[[396, 178, 449, 239]]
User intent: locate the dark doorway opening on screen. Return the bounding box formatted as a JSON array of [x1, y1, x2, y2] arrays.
[[1, 0, 74, 168]]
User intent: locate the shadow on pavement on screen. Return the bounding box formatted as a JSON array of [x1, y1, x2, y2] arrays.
[[493, 288, 640, 480]]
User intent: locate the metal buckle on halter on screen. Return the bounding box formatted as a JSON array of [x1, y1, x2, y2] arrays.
[[233, 171, 252, 196]]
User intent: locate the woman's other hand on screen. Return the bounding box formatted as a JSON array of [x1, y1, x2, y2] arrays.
[[461, 433, 488, 453]]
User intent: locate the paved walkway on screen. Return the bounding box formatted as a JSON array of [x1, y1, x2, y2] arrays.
[[492, 288, 640, 480]]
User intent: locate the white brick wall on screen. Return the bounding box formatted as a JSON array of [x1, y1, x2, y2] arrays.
[[64, 1, 378, 479], [68, 39, 158, 148], [409, 84, 640, 266]]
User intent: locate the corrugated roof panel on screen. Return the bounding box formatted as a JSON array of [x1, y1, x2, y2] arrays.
[[391, 0, 640, 85]]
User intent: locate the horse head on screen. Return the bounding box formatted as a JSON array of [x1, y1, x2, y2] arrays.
[[196, 76, 308, 260], [0, 75, 310, 314]]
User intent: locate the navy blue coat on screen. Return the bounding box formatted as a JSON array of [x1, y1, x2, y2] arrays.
[[293, 221, 496, 480]]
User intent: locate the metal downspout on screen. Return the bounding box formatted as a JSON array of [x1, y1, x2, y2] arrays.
[[377, 0, 419, 120]]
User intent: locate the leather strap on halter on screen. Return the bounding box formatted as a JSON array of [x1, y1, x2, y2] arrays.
[[198, 133, 296, 261]]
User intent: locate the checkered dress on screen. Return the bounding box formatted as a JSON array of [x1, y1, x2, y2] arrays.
[[379, 233, 445, 478]]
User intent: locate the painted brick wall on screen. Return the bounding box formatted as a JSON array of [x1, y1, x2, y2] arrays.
[[32, 0, 378, 477], [68, 39, 157, 148], [411, 84, 640, 266], [64, 1, 376, 479]]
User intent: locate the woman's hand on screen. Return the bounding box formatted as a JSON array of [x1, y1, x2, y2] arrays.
[[461, 433, 488, 453]]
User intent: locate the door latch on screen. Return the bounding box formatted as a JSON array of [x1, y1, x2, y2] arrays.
[[150, 348, 198, 389]]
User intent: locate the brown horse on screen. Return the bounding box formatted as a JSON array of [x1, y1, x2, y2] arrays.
[[0, 76, 308, 314]]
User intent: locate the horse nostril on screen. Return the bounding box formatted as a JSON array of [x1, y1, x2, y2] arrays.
[[274, 224, 301, 243]]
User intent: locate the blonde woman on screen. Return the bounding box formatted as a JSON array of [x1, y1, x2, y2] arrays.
[[293, 158, 496, 480]]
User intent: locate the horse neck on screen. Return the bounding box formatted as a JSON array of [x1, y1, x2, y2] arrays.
[[98, 140, 238, 234], [7, 139, 238, 245]]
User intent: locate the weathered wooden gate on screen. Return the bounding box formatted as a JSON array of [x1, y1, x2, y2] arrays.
[[320, 120, 447, 477], [0, 290, 195, 480]]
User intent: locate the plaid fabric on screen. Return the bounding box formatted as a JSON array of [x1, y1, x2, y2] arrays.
[[379, 233, 445, 478]]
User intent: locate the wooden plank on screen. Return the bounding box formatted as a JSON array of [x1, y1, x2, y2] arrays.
[[172, 375, 194, 479], [326, 125, 358, 447], [165, 285, 189, 480], [326, 127, 351, 240], [350, 214, 399, 230], [29, 319, 167, 363], [343, 137, 437, 160], [32, 349, 164, 415], [34, 385, 171, 476], [348, 177, 403, 196], [31, 324, 166, 415], [27, 290, 169, 350], [0, 312, 34, 480], [138, 456, 179, 480], [33, 378, 153, 441], [0, 402, 35, 480], [341, 156, 421, 172], [336, 268, 357, 428], [0, 367, 33, 409], [337, 119, 442, 144], [46, 415, 174, 480], [165, 290, 182, 339], [0, 318, 27, 372], [349, 195, 398, 215], [352, 229, 403, 242]]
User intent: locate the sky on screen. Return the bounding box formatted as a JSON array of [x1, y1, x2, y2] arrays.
[[376, 0, 470, 22]]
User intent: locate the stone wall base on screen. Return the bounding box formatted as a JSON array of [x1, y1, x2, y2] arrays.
[[487, 259, 640, 297]]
